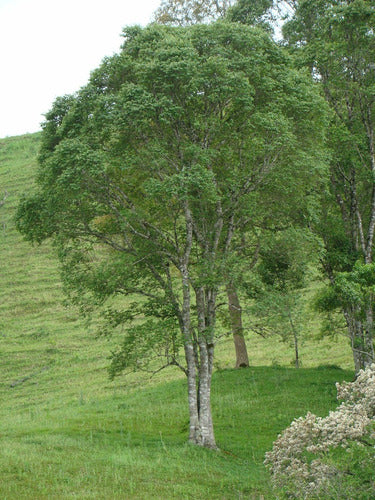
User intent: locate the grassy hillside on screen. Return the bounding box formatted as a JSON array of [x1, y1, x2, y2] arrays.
[[0, 134, 354, 499]]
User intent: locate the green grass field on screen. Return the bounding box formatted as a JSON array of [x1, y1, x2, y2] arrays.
[[0, 134, 354, 499]]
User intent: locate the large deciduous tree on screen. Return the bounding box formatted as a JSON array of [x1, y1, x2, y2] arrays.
[[16, 22, 326, 447], [284, 0, 375, 371]]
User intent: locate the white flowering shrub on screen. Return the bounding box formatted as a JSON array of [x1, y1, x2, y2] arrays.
[[264, 364, 375, 499]]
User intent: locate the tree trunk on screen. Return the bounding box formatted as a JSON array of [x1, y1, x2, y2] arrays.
[[294, 335, 299, 369], [364, 303, 375, 367], [180, 204, 216, 448], [192, 286, 216, 449], [181, 269, 201, 442], [289, 313, 299, 369], [344, 307, 369, 373], [226, 282, 249, 368]]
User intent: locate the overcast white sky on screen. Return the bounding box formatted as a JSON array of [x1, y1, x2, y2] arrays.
[[0, 0, 161, 138]]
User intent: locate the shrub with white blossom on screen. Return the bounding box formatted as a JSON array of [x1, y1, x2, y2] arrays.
[[264, 364, 375, 498]]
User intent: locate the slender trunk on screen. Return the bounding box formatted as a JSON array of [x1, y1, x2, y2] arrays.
[[293, 328, 299, 369], [206, 287, 216, 442], [180, 203, 202, 444], [226, 282, 249, 368], [181, 269, 200, 443], [180, 202, 218, 448], [288, 311, 299, 369], [365, 122, 375, 263], [344, 307, 368, 373], [364, 303, 374, 367], [197, 340, 215, 448], [342, 191, 374, 370], [364, 235, 374, 368]]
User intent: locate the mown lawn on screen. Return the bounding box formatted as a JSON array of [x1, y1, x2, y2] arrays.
[[0, 365, 352, 499]]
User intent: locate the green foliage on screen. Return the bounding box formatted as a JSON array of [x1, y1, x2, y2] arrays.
[[16, 22, 327, 380], [248, 229, 319, 366], [322, 440, 375, 499], [284, 0, 375, 245], [284, 0, 375, 255], [316, 262, 375, 315], [257, 229, 313, 291], [320, 213, 361, 274], [283, 0, 375, 369], [144, 163, 219, 204], [109, 317, 183, 378]]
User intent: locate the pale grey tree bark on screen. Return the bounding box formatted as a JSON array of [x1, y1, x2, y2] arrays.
[[179, 203, 217, 448]]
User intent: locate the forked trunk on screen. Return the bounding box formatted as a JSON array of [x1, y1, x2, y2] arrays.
[[180, 275, 216, 448], [226, 282, 249, 368], [181, 270, 200, 441], [180, 204, 216, 448], [183, 339, 214, 446], [196, 341, 216, 448], [190, 286, 217, 449]]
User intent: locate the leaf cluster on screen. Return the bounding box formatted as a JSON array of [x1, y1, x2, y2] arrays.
[[315, 261, 375, 315]]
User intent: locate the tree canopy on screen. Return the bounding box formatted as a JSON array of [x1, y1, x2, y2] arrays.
[[16, 21, 327, 447]]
